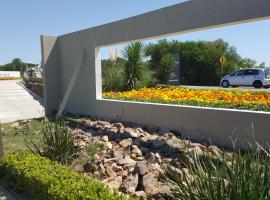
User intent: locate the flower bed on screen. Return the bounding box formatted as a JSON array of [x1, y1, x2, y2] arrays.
[[103, 87, 270, 112], [0, 151, 134, 200]]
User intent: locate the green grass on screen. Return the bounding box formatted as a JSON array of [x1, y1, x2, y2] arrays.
[[1, 119, 43, 154]]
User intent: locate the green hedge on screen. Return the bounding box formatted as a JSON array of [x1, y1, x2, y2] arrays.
[[0, 151, 135, 200]]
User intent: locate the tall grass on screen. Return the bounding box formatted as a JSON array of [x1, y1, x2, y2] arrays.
[[27, 118, 77, 164], [165, 142, 270, 200]]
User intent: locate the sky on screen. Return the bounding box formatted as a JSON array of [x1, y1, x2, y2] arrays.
[[0, 0, 269, 66]]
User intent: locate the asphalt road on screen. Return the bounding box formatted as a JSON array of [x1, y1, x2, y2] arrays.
[[180, 85, 270, 92], [0, 80, 44, 123]]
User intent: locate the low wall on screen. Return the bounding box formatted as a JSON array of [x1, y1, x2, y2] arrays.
[[41, 0, 270, 148], [0, 71, 20, 78]]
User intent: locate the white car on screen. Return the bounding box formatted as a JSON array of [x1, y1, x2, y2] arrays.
[[220, 68, 270, 89]]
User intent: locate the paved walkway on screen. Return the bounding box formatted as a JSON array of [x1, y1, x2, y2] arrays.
[[0, 80, 44, 124]]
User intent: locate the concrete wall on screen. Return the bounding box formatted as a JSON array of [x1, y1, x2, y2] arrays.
[[41, 0, 270, 147]]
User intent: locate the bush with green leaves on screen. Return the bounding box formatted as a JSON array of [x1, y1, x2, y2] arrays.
[[156, 54, 175, 84], [0, 151, 135, 200], [102, 58, 125, 92], [27, 118, 77, 164], [122, 42, 145, 90], [164, 142, 270, 200]]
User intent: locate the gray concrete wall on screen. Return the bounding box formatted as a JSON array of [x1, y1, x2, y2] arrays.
[[41, 0, 270, 147]]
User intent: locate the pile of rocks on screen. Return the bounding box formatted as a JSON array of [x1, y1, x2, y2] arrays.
[[72, 119, 223, 199]]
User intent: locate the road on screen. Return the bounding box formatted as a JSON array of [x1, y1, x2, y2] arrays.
[[0, 80, 44, 124], [179, 85, 270, 92]]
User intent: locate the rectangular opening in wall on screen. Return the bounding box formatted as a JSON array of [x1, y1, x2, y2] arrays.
[[100, 19, 270, 112]]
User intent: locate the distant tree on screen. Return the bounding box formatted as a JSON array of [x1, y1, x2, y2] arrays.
[[122, 42, 145, 90], [238, 58, 257, 69], [258, 62, 266, 68], [145, 39, 242, 86], [102, 57, 125, 91], [156, 54, 175, 84]]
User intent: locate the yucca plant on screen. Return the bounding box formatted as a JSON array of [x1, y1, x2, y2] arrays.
[[122, 42, 145, 90], [27, 118, 77, 164], [164, 141, 270, 200]]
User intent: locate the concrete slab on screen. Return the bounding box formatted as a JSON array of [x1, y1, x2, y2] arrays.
[[0, 80, 44, 124]]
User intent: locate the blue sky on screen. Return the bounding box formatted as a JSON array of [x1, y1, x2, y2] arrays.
[[0, 0, 269, 66]]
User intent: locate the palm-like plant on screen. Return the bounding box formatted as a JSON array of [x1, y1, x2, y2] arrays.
[[122, 42, 145, 90]]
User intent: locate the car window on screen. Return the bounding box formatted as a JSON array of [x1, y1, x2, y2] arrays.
[[234, 70, 244, 76], [244, 69, 259, 76], [265, 69, 270, 79]]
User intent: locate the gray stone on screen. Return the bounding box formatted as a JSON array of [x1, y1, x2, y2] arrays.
[[119, 138, 132, 148], [106, 166, 117, 177], [119, 156, 137, 166], [123, 173, 139, 193], [135, 160, 149, 176]]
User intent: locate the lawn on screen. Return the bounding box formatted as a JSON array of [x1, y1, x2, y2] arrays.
[[103, 87, 270, 112], [1, 119, 43, 154]]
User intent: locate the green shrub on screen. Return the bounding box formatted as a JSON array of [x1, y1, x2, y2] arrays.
[[164, 142, 270, 200], [102, 58, 125, 92], [156, 54, 175, 84], [0, 151, 135, 200], [123, 42, 145, 90], [27, 118, 77, 164]]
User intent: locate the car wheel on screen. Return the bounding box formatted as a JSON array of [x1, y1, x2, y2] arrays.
[[221, 80, 229, 88], [253, 81, 263, 89]]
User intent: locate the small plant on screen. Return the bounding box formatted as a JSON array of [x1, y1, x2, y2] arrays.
[[27, 118, 77, 164], [87, 142, 104, 157], [123, 42, 145, 90], [164, 142, 270, 200]]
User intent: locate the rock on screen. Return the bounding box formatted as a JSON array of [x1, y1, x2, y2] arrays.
[[133, 191, 147, 200], [113, 123, 123, 130], [119, 138, 132, 148], [119, 156, 137, 166], [150, 140, 164, 149], [73, 163, 84, 173], [83, 162, 98, 173], [75, 141, 87, 149], [135, 160, 149, 176], [97, 120, 109, 126], [101, 135, 109, 142], [142, 172, 158, 194], [111, 163, 123, 172], [111, 149, 125, 159], [208, 145, 223, 156], [188, 145, 204, 156], [166, 138, 185, 149], [124, 128, 139, 138], [98, 163, 106, 174], [176, 154, 194, 166], [140, 147, 150, 155], [103, 176, 122, 190], [147, 183, 171, 197], [146, 152, 157, 164], [146, 152, 161, 164], [106, 166, 117, 177], [123, 173, 139, 193], [131, 145, 142, 156], [104, 141, 113, 149], [118, 170, 128, 177], [136, 127, 145, 133], [132, 156, 145, 161]]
